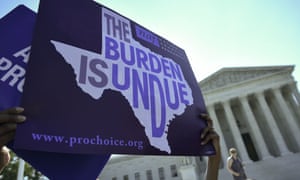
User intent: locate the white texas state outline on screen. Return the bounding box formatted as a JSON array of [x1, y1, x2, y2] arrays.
[[49, 7, 193, 154]]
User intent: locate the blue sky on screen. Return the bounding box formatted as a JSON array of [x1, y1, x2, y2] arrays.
[[1, 0, 300, 88]]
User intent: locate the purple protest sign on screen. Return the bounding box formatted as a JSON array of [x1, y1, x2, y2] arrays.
[[0, 5, 109, 180], [15, 0, 215, 156]]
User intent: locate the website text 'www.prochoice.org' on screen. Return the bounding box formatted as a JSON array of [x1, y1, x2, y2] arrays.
[[31, 133, 144, 150]]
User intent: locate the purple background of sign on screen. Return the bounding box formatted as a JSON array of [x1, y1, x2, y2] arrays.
[[15, 0, 215, 156], [0, 5, 110, 179]]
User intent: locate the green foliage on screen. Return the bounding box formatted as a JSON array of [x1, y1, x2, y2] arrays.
[[0, 151, 44, 180]]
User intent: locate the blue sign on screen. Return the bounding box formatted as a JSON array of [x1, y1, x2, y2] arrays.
[[15, 0, 215, 156], [0, 5, 109, 179]]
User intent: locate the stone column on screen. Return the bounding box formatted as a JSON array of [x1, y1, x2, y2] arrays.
[[272, 87, 300, 149], [287, 83, 300, 113], [222, 100, 252, 163], [283, 84, 300, 124], [207, 105, 229, 165], [255, 91, 290, 155], [290, 82, 300, 105], [239, 95, 272, 159]]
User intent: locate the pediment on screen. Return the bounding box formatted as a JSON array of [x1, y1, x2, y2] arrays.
[[199, 65, 294, 92]]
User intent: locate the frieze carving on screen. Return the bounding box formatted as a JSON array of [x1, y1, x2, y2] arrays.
[[199, 66, 292, 92]]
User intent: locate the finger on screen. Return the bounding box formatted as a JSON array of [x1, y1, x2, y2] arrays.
[[0, 114, 26, 124], [0, 107, 25, 124], [199, 113, 209, 119], [200, 113, 213, 127], [201, 126, 210, 139], [0, 123, 17, 136], [0, 107, 24, 115], [0, 131, 15, 148], [0, 107, 26, 124], [201, 131, 219, 145]]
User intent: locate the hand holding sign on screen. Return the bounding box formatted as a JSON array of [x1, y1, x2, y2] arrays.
[[0, 107, 26, 148]]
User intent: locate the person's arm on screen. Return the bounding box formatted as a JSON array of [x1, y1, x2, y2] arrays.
[[200, 114, 221, 180], [226, 158, 239, 176], [205, 140, 221, 180], [0, 107, 26, 172]]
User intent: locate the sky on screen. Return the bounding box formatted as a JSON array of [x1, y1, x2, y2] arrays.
[[1, 0, 300, 89]]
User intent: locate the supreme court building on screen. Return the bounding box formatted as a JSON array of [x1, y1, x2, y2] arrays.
[[98, 65, 300, 180]]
